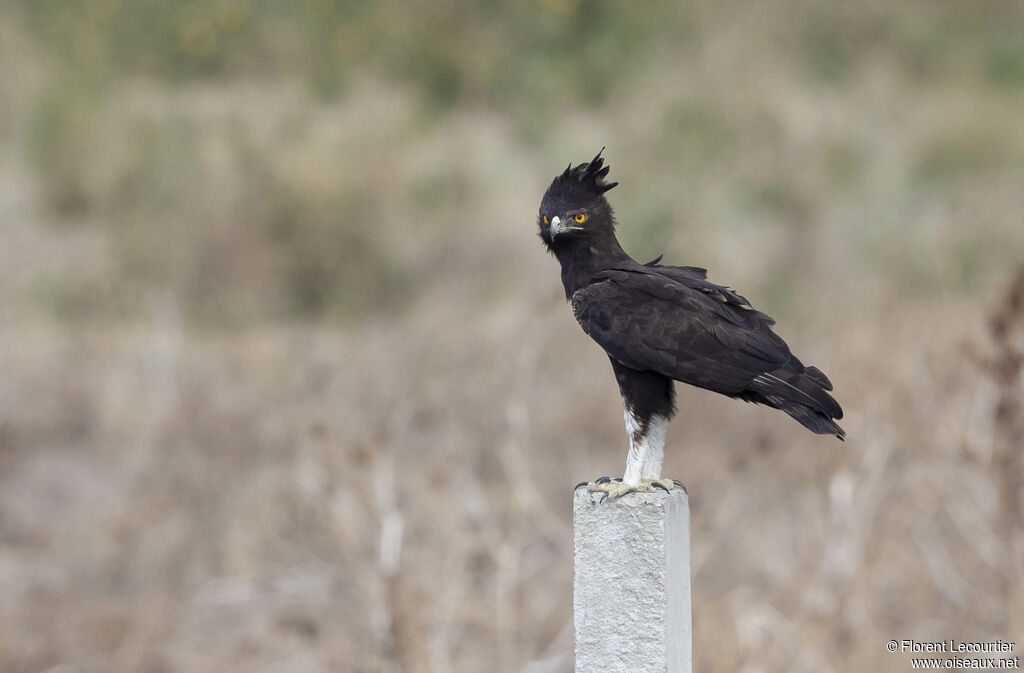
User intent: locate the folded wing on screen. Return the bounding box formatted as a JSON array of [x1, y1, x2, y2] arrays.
[[571, 263, 844, 437]]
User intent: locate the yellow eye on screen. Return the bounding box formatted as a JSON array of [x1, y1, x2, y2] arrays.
[[574, 213, 587, 223], [543, 215, 550, 224]]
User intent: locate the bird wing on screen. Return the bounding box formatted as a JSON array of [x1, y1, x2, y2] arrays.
[[570, 265, 791, 394]]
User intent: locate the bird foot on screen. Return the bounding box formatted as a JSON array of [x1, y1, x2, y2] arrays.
[[574, 477, 687, 499]]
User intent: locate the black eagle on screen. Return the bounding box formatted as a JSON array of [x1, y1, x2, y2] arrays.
[[539, 150, 844, 495]]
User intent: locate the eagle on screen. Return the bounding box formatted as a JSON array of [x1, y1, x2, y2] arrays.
[[538, 150, 844, 496]]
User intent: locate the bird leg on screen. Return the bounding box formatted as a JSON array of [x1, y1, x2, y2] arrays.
[[622, 427, 647, 488], [625, 410, 668, 484], [572, 411, 681, 498], [572, 404, 686, 498], [639, 414, 668, 481]]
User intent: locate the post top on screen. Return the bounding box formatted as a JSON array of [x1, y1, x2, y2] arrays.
[[573, 487, 689, 508]]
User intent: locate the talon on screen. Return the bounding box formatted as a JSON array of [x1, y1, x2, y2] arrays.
[[574, 481, 589, 491], [672, 479, 688, 492], [612, 477, 623, 482], [647, 478, 683, 492], [589, 477, 634, 497]]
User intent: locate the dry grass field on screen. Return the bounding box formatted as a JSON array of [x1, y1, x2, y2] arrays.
[[1, 1, 1023, 671]]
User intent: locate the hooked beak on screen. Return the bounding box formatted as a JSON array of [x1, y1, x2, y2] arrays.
[[548, 215, 583, 240], [548, 215, 562, 240]]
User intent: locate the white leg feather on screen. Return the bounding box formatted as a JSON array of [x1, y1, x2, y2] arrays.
[[622, 407, 669, 485], [641, 414, 667, 480], [622, 407, 645, 487]]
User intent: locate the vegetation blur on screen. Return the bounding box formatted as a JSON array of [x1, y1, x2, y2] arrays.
[[2, 0, 1023, 671]]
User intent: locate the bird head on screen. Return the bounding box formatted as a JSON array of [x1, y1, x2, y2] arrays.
[[538, 148, 618, 249]]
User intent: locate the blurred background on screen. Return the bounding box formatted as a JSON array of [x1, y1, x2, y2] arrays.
[[2, 0, 1023, 671]]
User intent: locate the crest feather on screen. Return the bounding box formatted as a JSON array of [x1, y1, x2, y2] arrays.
[[559, 148, 618, 195]]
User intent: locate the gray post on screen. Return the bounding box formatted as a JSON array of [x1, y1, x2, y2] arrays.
[[573, 489, 692, 673]]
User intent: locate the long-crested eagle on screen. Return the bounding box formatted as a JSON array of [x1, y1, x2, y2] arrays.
[[538, 150, 844, 496]]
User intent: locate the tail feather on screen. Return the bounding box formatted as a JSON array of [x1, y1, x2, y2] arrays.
[[763, 394, 846, 438], [803, 365, 833, 391], [747, 361, 845, 439]]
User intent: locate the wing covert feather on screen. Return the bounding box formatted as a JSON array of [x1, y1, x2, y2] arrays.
[[571, 270, 790, 394]]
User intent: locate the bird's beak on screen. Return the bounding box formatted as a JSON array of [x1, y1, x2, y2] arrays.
[[548, 215, 583, 240], [549, 215, 563, 240]]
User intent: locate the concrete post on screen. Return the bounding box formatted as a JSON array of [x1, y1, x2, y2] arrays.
[[573, 488, 692, 673]]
